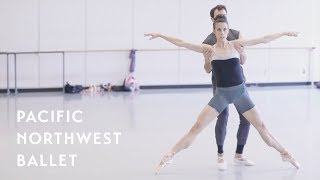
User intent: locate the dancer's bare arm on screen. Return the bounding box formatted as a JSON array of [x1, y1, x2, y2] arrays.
[[202, 46, 213, 73], [144, 33, 212, 53], [204, 60, 212, 73], [235, 32, 246, 65], [233, 31, 299, 47]]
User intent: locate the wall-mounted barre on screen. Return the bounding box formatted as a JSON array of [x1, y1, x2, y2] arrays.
[[0, 46, 316, 95]]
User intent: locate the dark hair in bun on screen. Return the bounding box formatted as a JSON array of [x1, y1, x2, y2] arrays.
[[213, 14, 228, 29]]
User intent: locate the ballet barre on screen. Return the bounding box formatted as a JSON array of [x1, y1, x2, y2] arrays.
[[1, 46, 316, 94], [1, 51, 64, 94]]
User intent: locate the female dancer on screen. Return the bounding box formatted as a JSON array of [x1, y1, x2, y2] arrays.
[[144, 14, 300, 174]]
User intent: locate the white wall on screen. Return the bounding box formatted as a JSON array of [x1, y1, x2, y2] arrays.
[[0, 0, 318, 89], [39, 0, 86, 51], [0, 0, 39, 52], [312, 0, 320, 82]]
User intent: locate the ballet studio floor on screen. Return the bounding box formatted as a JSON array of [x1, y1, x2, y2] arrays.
[[0, 85, 319, 180]]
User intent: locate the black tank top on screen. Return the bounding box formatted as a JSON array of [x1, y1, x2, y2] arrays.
[[211, 58, 244, 87], [210, 42, 244, 87]]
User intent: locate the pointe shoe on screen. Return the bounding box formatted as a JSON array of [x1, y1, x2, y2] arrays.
[[154, 153, 174, 175], [217, 156, 227, 170], [234, 157, 255, 166], [281, 152, 300, 169]]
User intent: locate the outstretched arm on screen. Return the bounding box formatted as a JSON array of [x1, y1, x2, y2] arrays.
[[204, 58, 212, 73], [235, 32, 247, 65], [234, 31, 299, 47], [144, 33, 212, 53]]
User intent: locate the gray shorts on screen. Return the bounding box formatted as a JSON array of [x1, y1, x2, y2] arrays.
[[208, 83, 255, 114]]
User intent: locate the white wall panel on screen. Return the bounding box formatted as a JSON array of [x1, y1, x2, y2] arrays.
[[226, 0, 312, 47], [86, 0, 133, 50], [65, 53, 86, 85], [180, 0, 215, 43], [16, 54, 39, 88], [268, 49, 309, 82], [39, 0, 86, 51], [225, 0, 271, 38], [134, 0, 180, 49], [39, 53, 63, 87], [0, 55, 8, 88], [86, 52, 130, 85], [312, 0, 320, 81], [135, 51, 180, 85], [242, 49, 269, 83], [0, 0, 38, 51], [179, 50, 211, 84], [8, 56, 16, 89]]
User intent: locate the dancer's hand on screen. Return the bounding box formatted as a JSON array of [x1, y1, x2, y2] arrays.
[[234, 43, 244, 54], [204, 59, 212, 73], [284, 31, 299, 37], [203, 46, 213, 60], [144, 33, 161, 40]]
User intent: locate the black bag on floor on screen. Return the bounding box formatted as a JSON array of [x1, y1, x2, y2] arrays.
[[65, 82, 83, 93]]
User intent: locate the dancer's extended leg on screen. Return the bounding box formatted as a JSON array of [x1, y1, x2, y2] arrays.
[[242, 107, 300, 169], [155, 105, 219, 174]]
